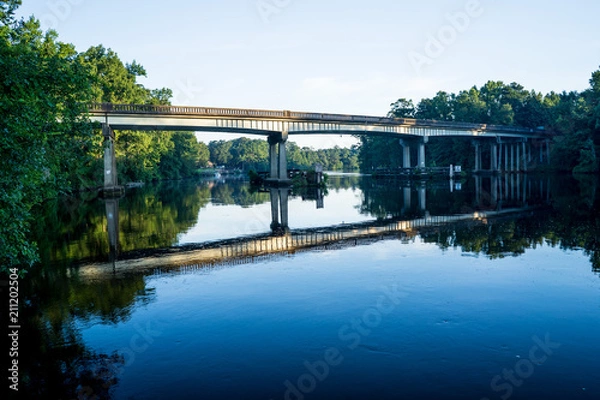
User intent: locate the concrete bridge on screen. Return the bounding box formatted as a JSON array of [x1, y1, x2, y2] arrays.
[[80, 175, 551, 280], [88, 103, 550, 193]]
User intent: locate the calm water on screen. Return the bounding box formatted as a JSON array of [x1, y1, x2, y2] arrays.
[[18, 174, 600, 399]]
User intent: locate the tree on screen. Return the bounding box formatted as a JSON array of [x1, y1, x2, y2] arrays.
[[1, 10, 93, 270], [416, 91, 454, 121], [388, 98, 416, 118]]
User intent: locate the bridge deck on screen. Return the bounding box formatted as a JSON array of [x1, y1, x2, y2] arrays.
[[88, 103, 545, 138]]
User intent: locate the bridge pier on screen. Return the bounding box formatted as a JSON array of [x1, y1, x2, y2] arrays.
[[418, 137, 428, 169], [102, 124, 123, 196], [473, 141, 482, 173], [267, 131, 291, 185], [400, 139, 412, 169], [498, 142, 504, 172], [491, 143, 499, 172], [510, 144, 516, 172]]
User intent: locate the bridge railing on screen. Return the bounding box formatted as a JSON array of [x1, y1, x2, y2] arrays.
[[88, 103, 540, 134]]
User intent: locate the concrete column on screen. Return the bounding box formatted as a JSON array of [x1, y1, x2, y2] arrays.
[[102, 124, 119, 192], [498, 143, 504, 172], [545, 141, 551, 164], [516, 144, 521, 172], [418, 140, 426, 169], [269, 139, 279, 180], [278, 138, 288, 180], [504, 144, 509, 174], [268, 131, 290, 184], [400, 140, 412, 169], [491, 143, 498, 172], [473, 142, 481, 173], [510, 144, 515, 172], [539, 142, 544, 164]]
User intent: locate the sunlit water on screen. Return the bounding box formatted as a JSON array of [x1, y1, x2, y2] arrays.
[[21, 174, 600, 399]]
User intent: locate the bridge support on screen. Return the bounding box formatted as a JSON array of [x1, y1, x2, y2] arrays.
[[473, 141, 482, 173], [418, 137, 428, 169], [400, 139, 412, 169], [498, 139, 505, 172], [267, 131, 291, 185], [510, 144, 516, 172], [102, 124, 123, 196], [491, 143, 499, 172]]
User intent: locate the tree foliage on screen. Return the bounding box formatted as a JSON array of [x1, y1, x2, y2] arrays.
[[0, 3, 211, 270], [208, 138, 360, 172]]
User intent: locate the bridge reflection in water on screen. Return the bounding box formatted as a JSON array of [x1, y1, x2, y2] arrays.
[[89, 175, 552, 280]]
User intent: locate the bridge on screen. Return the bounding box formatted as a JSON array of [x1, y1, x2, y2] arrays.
[[88, 104, 550, 193]]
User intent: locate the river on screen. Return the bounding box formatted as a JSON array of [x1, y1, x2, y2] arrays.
[[18, 173, 600, 399]]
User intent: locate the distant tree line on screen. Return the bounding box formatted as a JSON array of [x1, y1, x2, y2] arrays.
[[360, 75, 600, 173], [208, 139, 359, 172]]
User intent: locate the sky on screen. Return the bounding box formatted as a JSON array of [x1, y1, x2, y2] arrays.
[[17, 0, 600, 148]]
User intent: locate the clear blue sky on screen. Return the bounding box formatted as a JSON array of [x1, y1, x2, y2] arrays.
[[17, 0, 600, 148]]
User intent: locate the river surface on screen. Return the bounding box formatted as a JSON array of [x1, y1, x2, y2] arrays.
[[20, 174, 600, 399]]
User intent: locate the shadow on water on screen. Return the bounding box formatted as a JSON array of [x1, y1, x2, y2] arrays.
[[18, 173, 600, 398]]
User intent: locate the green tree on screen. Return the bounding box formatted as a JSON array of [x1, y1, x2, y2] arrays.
[[388, 98, 416, 118], [1, 9, 93, 269]]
